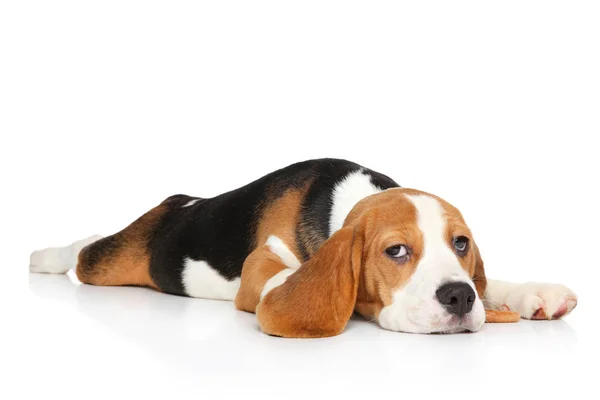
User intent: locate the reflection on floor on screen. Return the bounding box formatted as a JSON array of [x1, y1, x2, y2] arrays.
[[27, 273, 580, 378]]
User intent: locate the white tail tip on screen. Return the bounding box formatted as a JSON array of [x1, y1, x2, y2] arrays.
[[29, 235, 103, 274]]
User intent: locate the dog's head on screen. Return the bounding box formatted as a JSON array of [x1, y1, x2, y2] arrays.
[[257, 188, 487, 338]]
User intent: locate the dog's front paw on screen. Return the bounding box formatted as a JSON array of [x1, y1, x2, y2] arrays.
[[504, 283, 577, 320]]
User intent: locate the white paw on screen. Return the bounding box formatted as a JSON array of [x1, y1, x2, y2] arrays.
[[30, 247, 69, 274], [30, 235, 103, 274], [504, 282, 578, 320]]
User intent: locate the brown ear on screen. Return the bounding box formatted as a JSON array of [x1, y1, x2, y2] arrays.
[[472, 243, 487, 299], [256, 226, 363, 338]]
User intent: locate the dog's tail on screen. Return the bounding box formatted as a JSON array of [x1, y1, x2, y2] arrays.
[[29, 235, 103, 274]]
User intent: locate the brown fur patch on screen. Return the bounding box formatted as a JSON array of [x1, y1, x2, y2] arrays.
[[472, 243, 487, 299], [234, 245, 288, 313], [254, 188, 304, 260], [485, 309, 520, 323], [75, 204, 165, 289]]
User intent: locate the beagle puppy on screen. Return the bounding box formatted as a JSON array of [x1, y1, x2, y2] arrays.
[[30, 158, 578, 337]]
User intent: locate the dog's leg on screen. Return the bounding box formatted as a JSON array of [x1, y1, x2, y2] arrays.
[[235, 236, 301, 313], [73, 202, 170, 289], [484, 279, 578, 320], [30, 235, 103, 274], [30, 199, 170, 291]]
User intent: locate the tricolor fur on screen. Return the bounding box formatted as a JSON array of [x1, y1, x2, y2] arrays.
[[30, 159, 578, 338]]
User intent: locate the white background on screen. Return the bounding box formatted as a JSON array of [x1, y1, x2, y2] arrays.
[[1, 1, 599, 399]]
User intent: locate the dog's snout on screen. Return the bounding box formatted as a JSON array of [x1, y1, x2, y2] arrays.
[[436, 282, 476, 317]]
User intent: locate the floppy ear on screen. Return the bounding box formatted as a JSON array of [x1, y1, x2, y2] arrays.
[[256, 226, 364, 338], [472, 242, 487, 299]]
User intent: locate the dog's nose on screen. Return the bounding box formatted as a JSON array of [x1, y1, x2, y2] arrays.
[[436, 282, 476, 317]]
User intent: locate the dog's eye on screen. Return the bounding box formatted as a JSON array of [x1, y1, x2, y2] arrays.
[[385, 245, 409, 261], [453, 236, 469, 255]]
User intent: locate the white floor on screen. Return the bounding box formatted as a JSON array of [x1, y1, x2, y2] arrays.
[[2, 272, 594, 400]]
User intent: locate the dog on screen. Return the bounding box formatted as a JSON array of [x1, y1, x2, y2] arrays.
[[30, 158, 578, 337]]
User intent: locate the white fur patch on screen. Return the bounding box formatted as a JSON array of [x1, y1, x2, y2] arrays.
[[30, 235, 103, 274], [181, 258, 241, 300], [260, 268, 295, 300], [378, 195, 485, 333], [182, 199, 201, 208], [328, 170, 383, 236], [266, 236, 301, 269], [483, 279, 519, 310]]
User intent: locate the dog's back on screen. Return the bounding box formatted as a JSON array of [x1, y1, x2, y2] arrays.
[[30, 158, 399, 299]]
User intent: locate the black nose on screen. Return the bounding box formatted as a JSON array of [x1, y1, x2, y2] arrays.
[[435, 282, 476, 317]]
